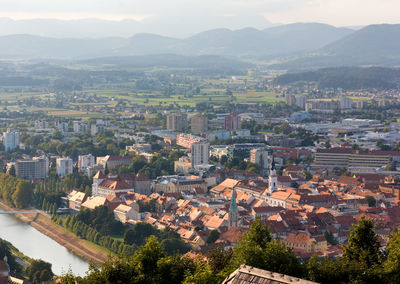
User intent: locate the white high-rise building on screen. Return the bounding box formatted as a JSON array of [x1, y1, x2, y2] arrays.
[[55, 121, 69, 133], [296, 96, 307, 109], [340, 96, 353, 110], [190, 141, 210, 166], [56, 157, 73, 177], [73, 121, 88, 133], [34, 120, 49, 129], [78, 154, 95, 174], [3, 130, 19, 152], [16, 156, 49, 180]]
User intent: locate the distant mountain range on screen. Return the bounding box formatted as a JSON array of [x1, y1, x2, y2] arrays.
[[0, 22, 399, 70], [272, 24, 400, 70], [0, 16, 272, 38], [0, 23, 353, 60]]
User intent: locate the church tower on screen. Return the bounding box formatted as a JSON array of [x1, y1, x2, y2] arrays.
[[268, 157, 278, 194], [228, 188, 239, 228]]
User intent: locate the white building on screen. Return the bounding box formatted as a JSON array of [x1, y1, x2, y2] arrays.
[[78, 154, 95, 173], [340, 96, 353, 110], [55, 121, 69, 133], [56, 157, 73, 177], [16, 156, 49, 180], [190, 141, 210, 167], [250, 148, 273, 169], [91, 124, 106, 136], [34, 120, 49, 129], [296, 96, 307, 109], [73, 121, 88, 133], [210, 145, 229, 159], [3, 130, 19, 152]]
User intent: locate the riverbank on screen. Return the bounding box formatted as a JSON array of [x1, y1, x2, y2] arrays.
[[0, 200, 109, 266]]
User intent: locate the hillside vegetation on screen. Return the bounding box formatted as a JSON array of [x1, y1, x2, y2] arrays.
[[274, 67, 400, 89]]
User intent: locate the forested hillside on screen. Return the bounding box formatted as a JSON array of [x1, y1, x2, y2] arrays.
[[274, 67, 400, 89]]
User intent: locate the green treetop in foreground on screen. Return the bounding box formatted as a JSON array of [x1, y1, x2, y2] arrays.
[[59, 217, 400, 284]]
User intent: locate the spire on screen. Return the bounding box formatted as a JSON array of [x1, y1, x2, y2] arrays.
[[270, 156, 276, 172], [268, 156, 277, 194], [229, 188, 238, 212]]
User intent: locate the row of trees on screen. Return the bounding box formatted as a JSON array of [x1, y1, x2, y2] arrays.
[[59, 214, 136, 257], [60, 217, 400, 284], [0, 173, 33, 208], [54, 206, 190, 258]]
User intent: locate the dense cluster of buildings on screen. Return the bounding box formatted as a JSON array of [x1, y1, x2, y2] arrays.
[[3, 94, 400, 263], [62, 155, 400, 258]]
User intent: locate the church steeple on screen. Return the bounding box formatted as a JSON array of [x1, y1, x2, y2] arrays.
[[270, 156, 276, 173], [268, 157, 277, 194], [228, 188, 239, 228]]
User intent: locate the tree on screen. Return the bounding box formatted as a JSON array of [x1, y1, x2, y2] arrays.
[[27, 259, 53, 283], [182, 256, 220, 284], [161, 238, 191, 255], [12, 180, 33, 208], [206, 230, 220, 244], [124, 222, 158, 246], [0, 239, 21, 273], [365, 196, 377, 207], [306, 255, 348, 284], [9, 165, 16, 177], [342, 217, 383, 282], [324, 230, 338, 245], [132, 236, 166, 282], [233, 217, 302, 277], [208, 247, 233, 274], [384, 228, 400, 283]]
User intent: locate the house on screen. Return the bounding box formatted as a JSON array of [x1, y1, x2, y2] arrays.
[[217, 227, 245, 248], [114, 204, 140, 223], [105, 194, 124, 211], [204, 215, 227, 231], [283, 165, 304, 176], [96, 155, 134, 169], [266, 191, 292, 208], [67, 190, 88, 212], [81, 196, 107, 210], [111, 172, 152, 195], [285, 232, 327, 254], [153, 175, 207, 194], [210, 178, 240, 196], [93, 177, 134, 197], [251, 206, 284, 220], [222, 265, 317, 284]]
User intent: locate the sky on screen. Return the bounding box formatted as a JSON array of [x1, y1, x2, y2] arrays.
[[0, 0, 398, 37], [0, 0, 398, 26]]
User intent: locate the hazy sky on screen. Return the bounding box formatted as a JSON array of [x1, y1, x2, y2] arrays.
[[0, 0, 398, 27]]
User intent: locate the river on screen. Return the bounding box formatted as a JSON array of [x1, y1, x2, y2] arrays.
[[0, 209, 89, 276]]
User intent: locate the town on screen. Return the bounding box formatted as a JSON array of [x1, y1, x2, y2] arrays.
[[0, 18, 400, 283], [1, 80, 400, 261]]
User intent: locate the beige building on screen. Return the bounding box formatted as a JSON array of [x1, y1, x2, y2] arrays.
[[166, 113, 187, 131], [174, 156, 192, 174], [96, 155, 134, 169], [190, 113, 208, 134], [313, 148, 391, 169], [15, 156, 49, 180], [67, 190, 88, 211], [285, 232, 327, 254], [113, 203, 140, 223], [153, 175, 207, 194]]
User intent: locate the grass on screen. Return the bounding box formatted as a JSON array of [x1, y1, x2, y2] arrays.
[[86, 90, 284, 107]]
